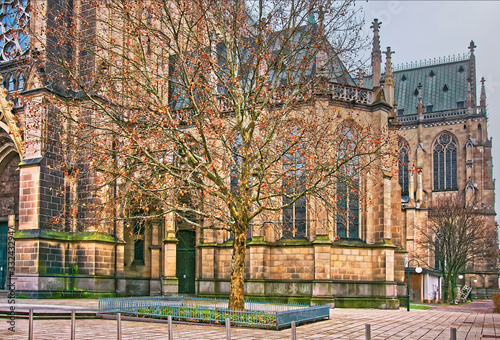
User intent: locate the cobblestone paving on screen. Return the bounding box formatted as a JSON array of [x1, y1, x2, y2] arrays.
[[1, 308, 499, 339]]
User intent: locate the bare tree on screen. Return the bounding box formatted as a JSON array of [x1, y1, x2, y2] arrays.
[[417, 194, 498, 303], [28, 0, 390, 309]]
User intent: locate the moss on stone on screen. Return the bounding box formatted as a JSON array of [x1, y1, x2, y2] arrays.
[[196, 242, 217, 247], [274, 238, 312, 246], [333, 239, 396, 248], [247, 236, 272, 246], [13, 229, 122, 244], [163, 237, 179, 243], [312, 235, 332, 244]]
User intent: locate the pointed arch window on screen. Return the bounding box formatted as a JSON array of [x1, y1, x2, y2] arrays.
[[398, 139, 410, 198], [433, 133, 457, 190], [477, 124, 483, 143], [17, 74, 24, 91], [336, 125, 359, 240], [282, 140, 307, 239]]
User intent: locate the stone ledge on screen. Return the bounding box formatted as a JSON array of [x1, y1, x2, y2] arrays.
[[14, 229, 123, 244]]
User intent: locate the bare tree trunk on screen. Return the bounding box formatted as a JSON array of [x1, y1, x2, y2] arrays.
[[228, 227, 247, 310]]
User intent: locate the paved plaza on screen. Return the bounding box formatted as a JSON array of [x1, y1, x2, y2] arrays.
[[0, 299, 498, 339]]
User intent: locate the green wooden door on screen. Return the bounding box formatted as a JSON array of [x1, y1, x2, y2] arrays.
[[176, 230, 196, 294], [0, 222, 8, 290]]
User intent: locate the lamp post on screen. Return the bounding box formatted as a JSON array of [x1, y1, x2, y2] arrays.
[[406, 259, 422, 312], [470, 276, 477, 300]]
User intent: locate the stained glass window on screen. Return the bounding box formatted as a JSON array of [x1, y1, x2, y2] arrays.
[[0, 0, 30, 62], [433, 133, 457, 190]]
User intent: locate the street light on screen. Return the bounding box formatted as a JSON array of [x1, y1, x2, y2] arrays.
[[470, 276, 477, 300], [406, 259, 422, 312]]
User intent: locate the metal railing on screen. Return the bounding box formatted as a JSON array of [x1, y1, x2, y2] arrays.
[[397, 107, 484, 125], [98, 296, 329, 330]]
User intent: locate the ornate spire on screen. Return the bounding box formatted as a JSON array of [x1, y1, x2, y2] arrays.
[[468, 40, 476, 55], [383, 46, 395, 107], [480, 76, 486, 107], [468, 40, 477, 106], [318, 5, 325, 31], [383, 46, 395, 87], [371, 19, 382, 88]]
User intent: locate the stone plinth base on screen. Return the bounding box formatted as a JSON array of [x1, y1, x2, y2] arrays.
[[162, 277, 178, 294], [197, 278, 400, 309]]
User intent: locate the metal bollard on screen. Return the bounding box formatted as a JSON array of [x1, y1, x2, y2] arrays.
[[226, 318, 231, 340], [450, 327, 457, 340], [291, 321, 296, 340], [117, 313, 122, 340], [71, 310, 76, 340], [168, 315, 173, 339], [28, 308, 33, 340], [365, 324, 371, 340]]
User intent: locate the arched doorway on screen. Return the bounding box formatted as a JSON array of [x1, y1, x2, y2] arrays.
[[176, 230, 196, 294], [0, 130, 20, 290]]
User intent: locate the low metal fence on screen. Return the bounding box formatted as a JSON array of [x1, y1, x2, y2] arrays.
[[98, 296, 329, 329]]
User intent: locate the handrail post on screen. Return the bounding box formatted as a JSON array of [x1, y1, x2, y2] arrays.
[[450, 327, 457, 340], [168, 315, 173, 339], [71, 310, 76, 340], [117, 313, 122, 340], [28, 308, 33, 340], [226, 317, 231, 340]]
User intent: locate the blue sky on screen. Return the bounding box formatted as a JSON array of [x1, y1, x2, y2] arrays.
[[359, 0, 500, 214]]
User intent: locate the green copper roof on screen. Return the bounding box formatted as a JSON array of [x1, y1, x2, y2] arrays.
[[361, 55, 472, 115], [393, 60, 469, 114]]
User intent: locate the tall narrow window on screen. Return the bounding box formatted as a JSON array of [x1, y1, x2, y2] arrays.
[[282, 144, 306, 239], [477, 124, 483, 142], [336, 125, 359, 240], [433, 133, 457, 190], [134, 239, 144, 263], [398, 138, 410, 200], [131, 211, 145, 265]]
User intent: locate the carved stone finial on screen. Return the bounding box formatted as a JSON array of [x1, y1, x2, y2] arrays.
[[383, 46, 395, 81], [371, 19, 382, 88], [480, 76, 486, 107], [383, 46, 395, 59], [370, 18, 382, 32], [468, 40, 476, 54]]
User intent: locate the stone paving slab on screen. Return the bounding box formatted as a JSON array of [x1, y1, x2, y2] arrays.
[[0, 308, 499, 339], [0, 299, 499, 339]]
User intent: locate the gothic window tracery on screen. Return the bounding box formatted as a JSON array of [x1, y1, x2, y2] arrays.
[[433, 133, 458, 190], [398, 138, 410, 199], [282, 137, 307, 239], [0, 0, 30, 62], [336, 124, 359, 240]]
